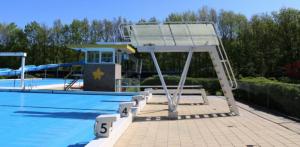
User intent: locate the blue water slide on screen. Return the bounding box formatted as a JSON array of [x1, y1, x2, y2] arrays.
[[59, 61, 84, 67], [22, 65, 38, 72], [0, 68, 21, 77], [0, 68, 12, 72], [0, 68, 13, 76], [0, 62, 84, 77], [36, 65, 48, 70], [45, 64, 59, 69]]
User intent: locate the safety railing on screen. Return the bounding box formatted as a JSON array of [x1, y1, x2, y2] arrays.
[[212, 24, 238, 89]]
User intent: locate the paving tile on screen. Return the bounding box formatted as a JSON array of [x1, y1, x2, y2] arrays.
[[114, 95, 300, 147], [141, 144, 155, 147]]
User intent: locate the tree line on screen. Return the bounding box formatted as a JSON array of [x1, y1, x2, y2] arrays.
[[0, 7, 299, 79]]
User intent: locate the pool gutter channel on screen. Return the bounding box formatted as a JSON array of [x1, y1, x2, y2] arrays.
[[0, 81, 83, 90], [86, 89, 152, 147], [0, 88, 137, 96]]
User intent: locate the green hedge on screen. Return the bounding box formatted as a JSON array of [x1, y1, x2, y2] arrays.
[[235, 77, 300, 118]]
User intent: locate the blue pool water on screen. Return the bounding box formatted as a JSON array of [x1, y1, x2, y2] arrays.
[[0, 91, 132, 147], [0, 78, 81, 88]]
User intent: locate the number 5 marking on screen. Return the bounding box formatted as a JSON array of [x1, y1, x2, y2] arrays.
[[100, 123, 107, 133]]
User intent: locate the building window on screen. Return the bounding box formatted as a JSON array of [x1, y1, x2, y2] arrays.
[[87, 51, 100, 63], [101, 52, 113, 63]]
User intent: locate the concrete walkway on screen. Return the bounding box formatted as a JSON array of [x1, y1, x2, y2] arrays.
[[115, 95, 300, 147]]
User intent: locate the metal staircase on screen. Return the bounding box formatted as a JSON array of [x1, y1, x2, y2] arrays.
[[64, 65, 83, 91]]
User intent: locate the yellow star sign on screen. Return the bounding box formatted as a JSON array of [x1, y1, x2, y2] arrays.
[[92, 68, 104, 80]]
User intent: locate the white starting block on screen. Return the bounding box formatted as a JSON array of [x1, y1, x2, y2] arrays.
[[131, 95, 145, 107], [144, 88, 153, 98], [139, 90, 151, 102], [119, 102, 134, 117], [94, 114, 118, 138]]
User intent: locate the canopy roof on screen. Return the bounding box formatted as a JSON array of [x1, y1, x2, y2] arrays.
[[68, 42, 136, 54], [121, 23, 219, 48]]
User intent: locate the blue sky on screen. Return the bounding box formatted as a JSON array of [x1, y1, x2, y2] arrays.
[[0, 0, 299, 28]]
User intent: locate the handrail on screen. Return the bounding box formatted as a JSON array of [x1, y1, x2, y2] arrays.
[[212, 24, 238, 89], [118, 24, 131, 41], [64, 65, 83, 90], [217, 46, 234, 87], [64, 68, 74, 79], [64, 67, 74, 90], [65, 79, 79, 90]]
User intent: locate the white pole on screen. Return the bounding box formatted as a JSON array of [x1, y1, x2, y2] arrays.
[[113, 50, 115, 64], [139, 59, 143, 74], [118, 52, 122, 64], [84, 51, 87, 64], [20, 56, 26, 89]]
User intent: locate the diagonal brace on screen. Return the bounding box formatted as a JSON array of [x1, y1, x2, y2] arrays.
[[150, 50, 176, 111], [173, 48, 193, 109]]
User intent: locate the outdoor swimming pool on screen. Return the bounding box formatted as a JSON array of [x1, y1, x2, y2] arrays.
[[0, 78, 82, 88], [0, 91, 133, 147]]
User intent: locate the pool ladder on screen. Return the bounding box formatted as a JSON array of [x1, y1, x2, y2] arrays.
[[64, 65, 83, 91]]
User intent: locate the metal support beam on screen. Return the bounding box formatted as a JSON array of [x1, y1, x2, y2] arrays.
[[137, 45, 216, 53], [174, 48, 193, 110], [150, 50, 175, 111]]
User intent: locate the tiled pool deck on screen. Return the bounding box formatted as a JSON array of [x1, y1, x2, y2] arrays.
[[115, 95, 300, 147]]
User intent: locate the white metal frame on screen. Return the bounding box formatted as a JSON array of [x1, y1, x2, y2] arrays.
[[145, 46, 239, 115], [0, 52, 27, 89], [120, 22, 239, 116]]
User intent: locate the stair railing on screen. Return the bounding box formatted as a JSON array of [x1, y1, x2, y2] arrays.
[[212, 24, 238, 89], [64, 67, 74, 90]]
